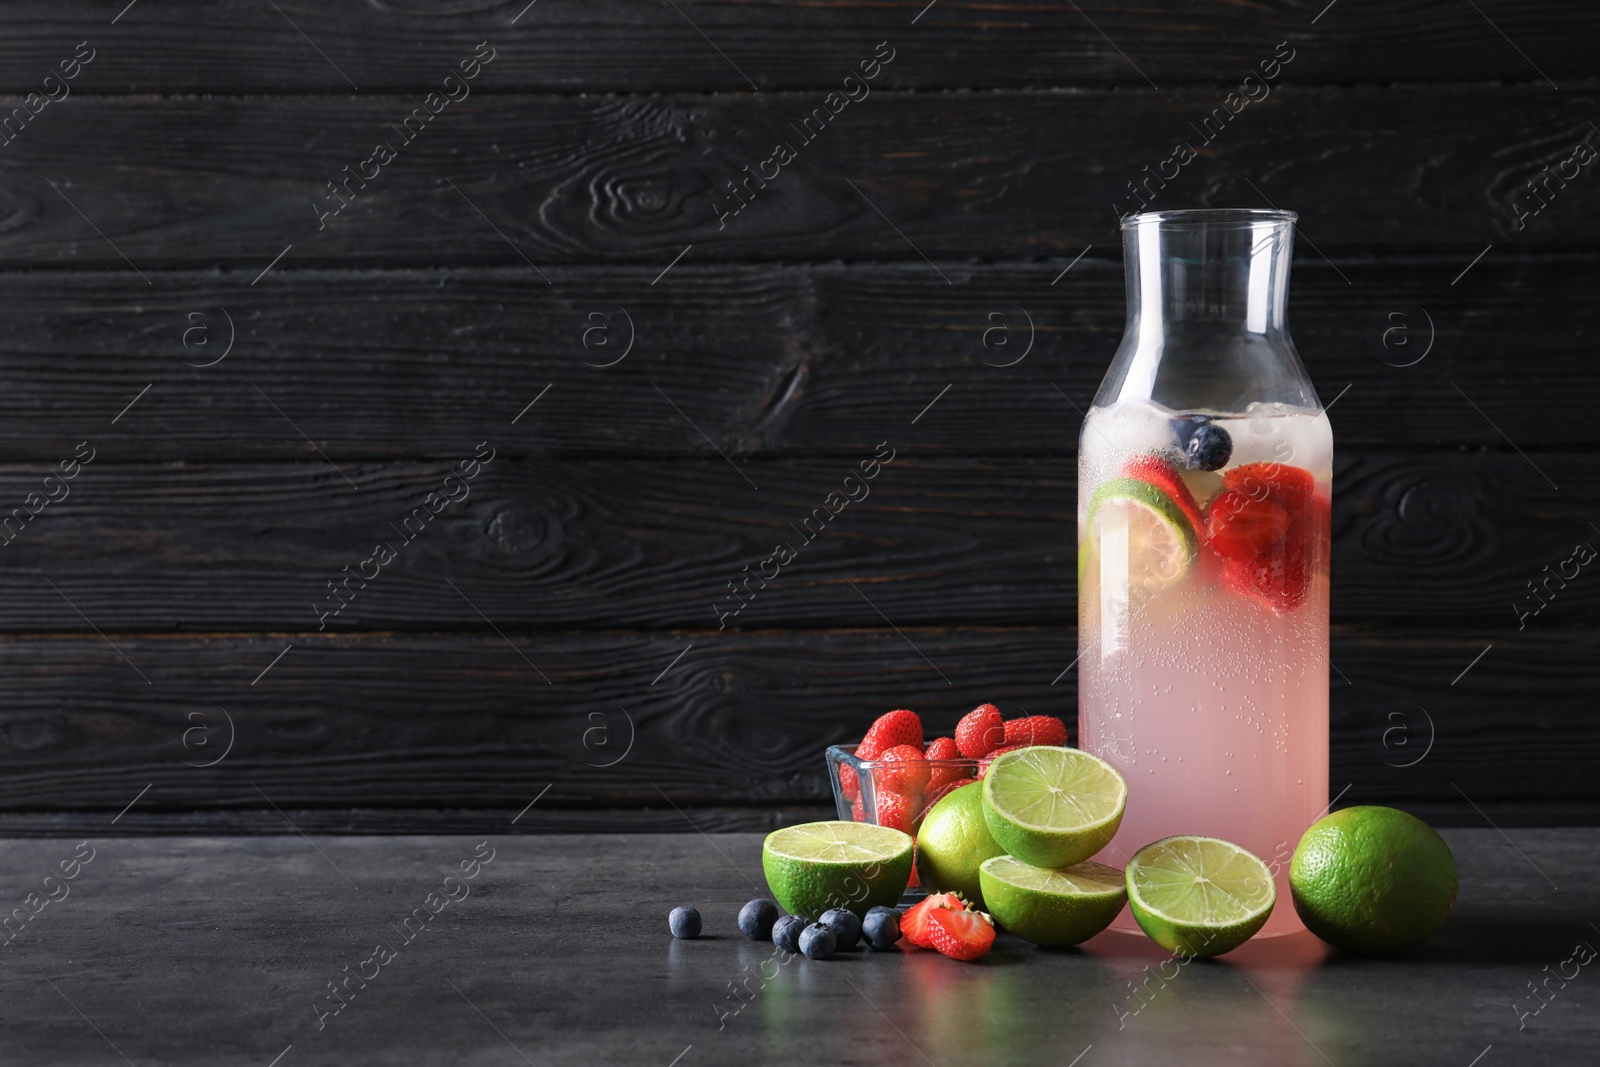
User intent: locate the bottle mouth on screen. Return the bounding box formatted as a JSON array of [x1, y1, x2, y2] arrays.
[[1121, 208, 1297, 230]]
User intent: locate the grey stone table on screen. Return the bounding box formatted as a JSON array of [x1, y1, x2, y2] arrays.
[[0, 830, 1593, 1065]]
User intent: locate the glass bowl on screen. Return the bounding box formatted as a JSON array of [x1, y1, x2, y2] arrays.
[[825, 743, 982, 834]]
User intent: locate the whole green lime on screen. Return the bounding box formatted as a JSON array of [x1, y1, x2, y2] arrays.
[[916, 782, 1007, 907], [1290, 806, 1457, 954]]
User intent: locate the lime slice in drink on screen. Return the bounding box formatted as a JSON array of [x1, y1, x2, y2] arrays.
[[1125, 835, 1276, 957], [762, 821, 914, 919], [981, 747, 1127, 868], [1087, 477, 1198, 591], [979, 854, 1127, 947]]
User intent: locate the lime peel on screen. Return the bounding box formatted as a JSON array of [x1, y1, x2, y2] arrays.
[[1289, 806, 1457, 954], [915, 782, 1007, 908], [1087, 476, 1199, 591]]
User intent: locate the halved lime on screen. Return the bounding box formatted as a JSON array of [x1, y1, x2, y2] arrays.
[[762, 820, 914, 919], [1087, 477, 1198, 591], [1126, 835, 1276, 957], [979, 854, 1127, 947], [981, 746, 1127, 868]]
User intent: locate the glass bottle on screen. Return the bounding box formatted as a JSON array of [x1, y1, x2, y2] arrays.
[[1077, 208, 1331, 936]]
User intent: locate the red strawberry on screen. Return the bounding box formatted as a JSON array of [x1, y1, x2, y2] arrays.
[[1203, 462, 1319, 609], [1121, 453, 1206, 535], [927, 906, 996, 961], [1206, 491, 1289, 561], [901, 891, 965, 948], [922, 778, 968, 811], [839, 762, 861, 803], [851, 794, 866, 823], [874, 789, 915, 835], [977, 743, 1029, 778], [924, 736, 965, 793], [908, 861, 920, 889], [858, 709, 923, 761], [955, 704, 1006, 759], [1225, 461, 1315, 506], [875, 744, 931, 795], [1221, 510, 1318, 611], [1211, 463, 1321, 611], [1003, 715, 1068, 748]]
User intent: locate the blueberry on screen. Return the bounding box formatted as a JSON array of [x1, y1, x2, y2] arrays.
[[798, 922, 837, 960], [1183, 423, 1233, 471], [738, 898, 780, 941], [818, 907, 863, 950], [668, 906, 701, 940], [772, 914, 810, 954], [862, 906, 901, 950], [1171, 414, 1209, 447]]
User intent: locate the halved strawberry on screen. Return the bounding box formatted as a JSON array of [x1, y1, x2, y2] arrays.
[[1003, 715, 1068, 748], [1221, 505, 1320, 611], [1225, 461, 1315, 506], [1206, 490, 1289, 561], [924, 736, 965, 793], [901, 891, 965, 948], [927, 905, 996, 961], [1211, 463, 1322, 611], [859, 709, 923, 761], [955, 704, 1006, 759], [1121, 453, 1206, 537]]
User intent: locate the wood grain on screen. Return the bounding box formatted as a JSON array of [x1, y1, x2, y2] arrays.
[[0, 88, 1593, 271], [0, 1, 1593, 831], [0, 258, 1592, 461], [0, 451, 1584, 632], [0, 1, 1587, 92], [0, 627, 1587, 826]]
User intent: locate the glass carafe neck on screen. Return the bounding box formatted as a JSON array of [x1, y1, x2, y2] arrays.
[[1127, 209, 1293, 336], [1096, 208, 1320, 413]]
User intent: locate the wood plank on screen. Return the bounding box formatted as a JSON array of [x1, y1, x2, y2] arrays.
[[0, 805, 835, 836], [0, 88, 1593, 271], [0, 452, 1586, 631], [0, 1, 1588, 92], [0, 259, 1593, 461], [4, 799, 1590, 835], [0, 627, 1590, 824]]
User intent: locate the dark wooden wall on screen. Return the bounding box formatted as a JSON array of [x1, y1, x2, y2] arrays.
[[0, 1, 1594, 833]]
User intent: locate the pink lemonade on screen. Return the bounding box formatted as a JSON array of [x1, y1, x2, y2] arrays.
[[1079, 399, 1331, 936]]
